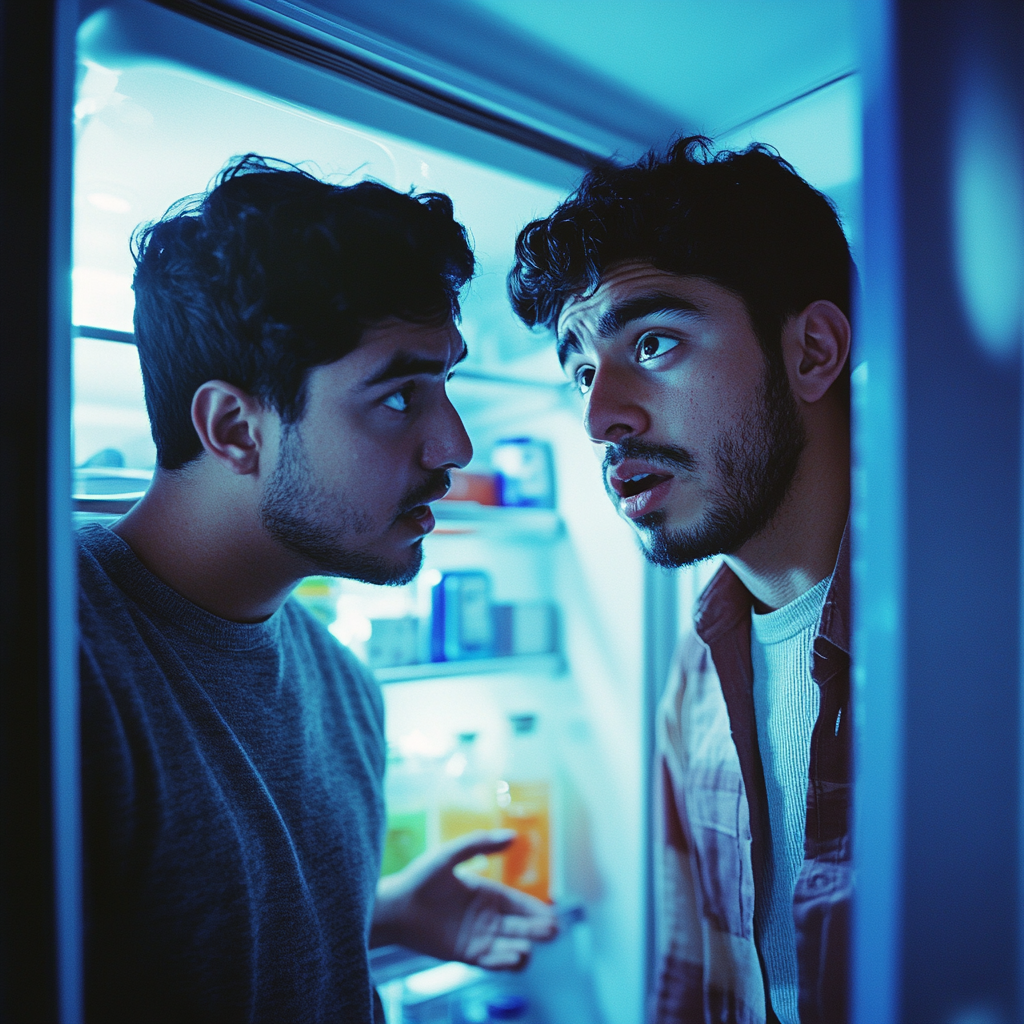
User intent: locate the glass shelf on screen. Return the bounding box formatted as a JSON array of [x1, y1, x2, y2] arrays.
[[72, 491, 564, 542], [433, 502, 562, 542], [375, 652, 564, 684]]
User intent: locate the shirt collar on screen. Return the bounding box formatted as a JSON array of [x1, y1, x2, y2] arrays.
[[694, 517, 851, 654], [818, 517, 851, 655]]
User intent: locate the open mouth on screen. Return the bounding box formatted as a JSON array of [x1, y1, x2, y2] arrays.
[[396, 477, 451, 522], [617, 472, 671, 498], [607, 462, 676, 520]]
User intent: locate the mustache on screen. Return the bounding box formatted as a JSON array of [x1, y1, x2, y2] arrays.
[[602, 437, 699, 476], [395, 470, 452, 516]]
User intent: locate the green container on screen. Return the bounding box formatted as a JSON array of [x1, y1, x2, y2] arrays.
[[380, 809, 427, 877]]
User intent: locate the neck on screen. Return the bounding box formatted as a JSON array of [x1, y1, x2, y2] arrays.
[[723, 409, 850, 613], [112, 464, 305, 623]]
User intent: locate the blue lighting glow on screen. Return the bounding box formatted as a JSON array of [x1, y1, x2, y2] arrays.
[[951, 65, 1024, 360]]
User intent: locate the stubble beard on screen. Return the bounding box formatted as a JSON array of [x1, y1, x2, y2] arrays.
[[259, 424, 424, 587], [616, 356, 807, 569]]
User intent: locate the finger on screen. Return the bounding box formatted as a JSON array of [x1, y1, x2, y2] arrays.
[[498, 912, 558, 941], [440, 828, 517, 868], [471, 877, 558, 920], [475, 951, 528, 971], [473, 936, 533, 971]]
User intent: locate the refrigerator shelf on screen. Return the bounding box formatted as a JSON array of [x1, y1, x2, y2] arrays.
[[72, 495, 565, 543], [370, 946, 447, 987], [375, 652, 565, 684], [376, 651, 565, 684], [433, 502, 563, 542]]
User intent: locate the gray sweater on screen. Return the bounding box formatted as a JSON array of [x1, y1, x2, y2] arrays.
[[78, 524, 385, 1023]]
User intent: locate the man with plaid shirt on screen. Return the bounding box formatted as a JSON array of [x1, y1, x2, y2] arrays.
[[509, 138, 853, 1024]]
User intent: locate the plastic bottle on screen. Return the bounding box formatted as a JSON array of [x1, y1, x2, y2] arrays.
[[498, 714, 551, 903], [439, 732, 501, 880], [381, 749, 429, 877]]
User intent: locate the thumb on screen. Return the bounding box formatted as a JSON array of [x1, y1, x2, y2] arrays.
[[441, 828, 517, 867]]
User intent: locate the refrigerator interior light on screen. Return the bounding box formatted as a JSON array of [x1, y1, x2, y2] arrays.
[[402, 960, 485, 1000]]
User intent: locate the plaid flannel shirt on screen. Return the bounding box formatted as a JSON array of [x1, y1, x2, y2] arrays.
[[652, 529, 851, 1024]]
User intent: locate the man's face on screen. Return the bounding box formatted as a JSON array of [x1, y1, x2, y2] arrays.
[[259, 318, 472, 585], [557, 263, 806, 567]]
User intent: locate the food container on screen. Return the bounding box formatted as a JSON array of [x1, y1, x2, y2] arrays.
[[444, 470, 500, 505], [491, 602, 559, 657], [491, 439, 555, 508], [430, 571, 494, 661], [366, 617, 420, 668]]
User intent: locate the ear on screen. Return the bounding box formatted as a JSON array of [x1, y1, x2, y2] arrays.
[[190, 380, 266, 475], [782, 300, 852, 404]]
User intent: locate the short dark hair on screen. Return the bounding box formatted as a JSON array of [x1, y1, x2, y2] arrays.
[[132, 154, 475, 470], [508, 136, 853, 379]]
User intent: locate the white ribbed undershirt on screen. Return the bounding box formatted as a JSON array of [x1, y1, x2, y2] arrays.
[[750, 575, 831, 1024]]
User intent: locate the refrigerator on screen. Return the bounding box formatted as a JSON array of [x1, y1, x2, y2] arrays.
[[69, 5, 862, 1021]]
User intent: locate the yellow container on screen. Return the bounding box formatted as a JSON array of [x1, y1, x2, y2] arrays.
[[439, 733, 502, 880]]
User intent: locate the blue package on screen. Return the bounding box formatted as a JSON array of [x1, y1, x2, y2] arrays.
[[430, 571, 494, 661], [492, 438, 555, 508]]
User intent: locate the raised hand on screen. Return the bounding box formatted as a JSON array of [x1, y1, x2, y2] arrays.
[[370, 829, 558, 970]]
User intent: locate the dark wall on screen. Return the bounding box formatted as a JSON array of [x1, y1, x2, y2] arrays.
[[0, 0, 61, 1018], [0, 0, 78, 1020]]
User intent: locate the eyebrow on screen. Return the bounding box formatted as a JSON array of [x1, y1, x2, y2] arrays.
[[557, 293, 705, 366], [362, 344, 468, 388]]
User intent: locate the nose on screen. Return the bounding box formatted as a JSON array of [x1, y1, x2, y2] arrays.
[[422, 395, 473, 471], [584, 364, 650, 444]]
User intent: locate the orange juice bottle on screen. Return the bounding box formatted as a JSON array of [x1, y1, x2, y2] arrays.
[[498, 714, 551, 903], [438, 733, 501, 880]]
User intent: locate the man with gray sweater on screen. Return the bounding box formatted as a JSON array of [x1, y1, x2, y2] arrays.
[[80, 156, 555, 1024], [509, 138, 852, 1024]]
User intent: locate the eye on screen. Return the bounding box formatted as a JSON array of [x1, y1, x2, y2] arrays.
[[382, 384, 414, 412], [635, 331, 680, 364], [574, 366, 596, 395]]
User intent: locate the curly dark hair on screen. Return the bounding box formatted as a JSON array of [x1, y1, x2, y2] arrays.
[[508, 136, 853, 377], [132, 154, 475, 470]]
